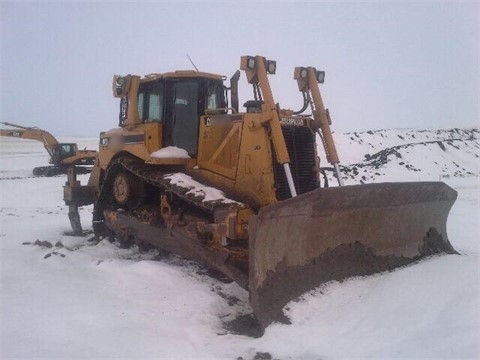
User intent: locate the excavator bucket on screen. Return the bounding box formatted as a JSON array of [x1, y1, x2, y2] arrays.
[[248, 181, 458, 329]]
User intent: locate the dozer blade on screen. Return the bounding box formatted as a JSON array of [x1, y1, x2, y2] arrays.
[[248, 181, 458, 329]]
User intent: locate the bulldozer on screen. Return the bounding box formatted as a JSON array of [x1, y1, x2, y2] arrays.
[[0, 121, 97, 176], [64, 55, 458, 331]]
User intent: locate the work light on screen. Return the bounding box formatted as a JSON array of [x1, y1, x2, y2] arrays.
[[300, 67, 308, 79], [247, 57, 256, 70], [316, 71, 325, 83], [266, 60, 276, 74], [115, 76, 125, 96]]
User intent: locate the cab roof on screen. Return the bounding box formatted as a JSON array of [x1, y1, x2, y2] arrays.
[[142, 70, 225, 83]]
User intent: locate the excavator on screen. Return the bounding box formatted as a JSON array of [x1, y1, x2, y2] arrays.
[[0, 122, 97, 176], [64, 55, 458, 332]]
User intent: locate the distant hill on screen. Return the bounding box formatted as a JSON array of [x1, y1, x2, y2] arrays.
[[319, 128, 479, 185]]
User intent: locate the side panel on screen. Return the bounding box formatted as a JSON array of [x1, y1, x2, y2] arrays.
[[234, 114, 278, 208], [196, 113, 278, 208], [62, 150, 97, 166], [98, 123, 163, 169], [197, 114, 243, 179]]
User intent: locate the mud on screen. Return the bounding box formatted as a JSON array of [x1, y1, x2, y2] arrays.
[[33, 240, 53, 248], [43, 251, 66, 259], [223, 314, 264, 338], [236, 352, 277, 360]]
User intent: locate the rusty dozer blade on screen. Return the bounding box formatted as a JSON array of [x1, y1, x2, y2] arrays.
[[249, 181, 458, 329]]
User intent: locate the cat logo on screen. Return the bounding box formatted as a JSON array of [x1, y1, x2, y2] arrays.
[[280, 117, 305, 126], [205, 114, 243, 127]]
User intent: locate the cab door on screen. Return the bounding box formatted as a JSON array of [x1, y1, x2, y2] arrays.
[[169, 81, 199, 155]]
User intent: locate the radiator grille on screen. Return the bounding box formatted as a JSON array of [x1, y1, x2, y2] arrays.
[[273, 126, 319, 200]]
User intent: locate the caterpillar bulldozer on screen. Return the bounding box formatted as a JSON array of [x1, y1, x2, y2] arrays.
[[0, 121, 97, 176], [64, 55, 458, 332]]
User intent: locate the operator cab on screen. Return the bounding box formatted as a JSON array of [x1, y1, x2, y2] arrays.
[[117, 71, 226, 156], [52, 143, 77, 163]]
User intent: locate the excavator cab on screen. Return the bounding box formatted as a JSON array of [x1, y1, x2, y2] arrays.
[[51, 143, 77, 164]]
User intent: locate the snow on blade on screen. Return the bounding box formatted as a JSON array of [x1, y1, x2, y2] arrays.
[[164, 173, 239, 204], [150, 146, 190, 159]]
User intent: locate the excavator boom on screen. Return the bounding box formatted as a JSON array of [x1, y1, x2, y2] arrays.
[[1, 121, 59, 158]]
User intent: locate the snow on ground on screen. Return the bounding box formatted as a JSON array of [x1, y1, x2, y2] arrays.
[[1, 130, 479, 359]]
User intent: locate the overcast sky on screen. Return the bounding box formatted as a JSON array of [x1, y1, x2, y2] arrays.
[[1, 1, 478, 137]]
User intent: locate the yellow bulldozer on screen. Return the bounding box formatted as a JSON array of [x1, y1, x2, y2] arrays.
[[64, 55, 458, 331], [0, 122, 97, 176]]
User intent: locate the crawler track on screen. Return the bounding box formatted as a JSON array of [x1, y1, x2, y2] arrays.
[[94, 157, 246, 223], [93, 156, 250, 287]]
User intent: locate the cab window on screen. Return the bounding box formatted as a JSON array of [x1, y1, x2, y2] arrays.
[[61, 144, 75, 156], [138, 82, 164, 123], [206, 82, 224, 110]]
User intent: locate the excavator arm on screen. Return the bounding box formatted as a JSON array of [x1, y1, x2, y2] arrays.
[[0, 121, 59, 158]]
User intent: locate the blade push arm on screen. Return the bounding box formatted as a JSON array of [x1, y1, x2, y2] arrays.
[[294, 67, 344, 186], [240, 55, 297, 197]]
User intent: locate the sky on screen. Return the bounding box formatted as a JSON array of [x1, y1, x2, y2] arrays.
[[1, 1, 478, 137]]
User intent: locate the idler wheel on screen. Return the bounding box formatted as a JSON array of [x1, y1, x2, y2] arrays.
[[112, 171, 145, 208]]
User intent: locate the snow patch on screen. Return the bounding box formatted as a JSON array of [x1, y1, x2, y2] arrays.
[[164, 173, 238, 204], [150, 146, 190, 159]]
